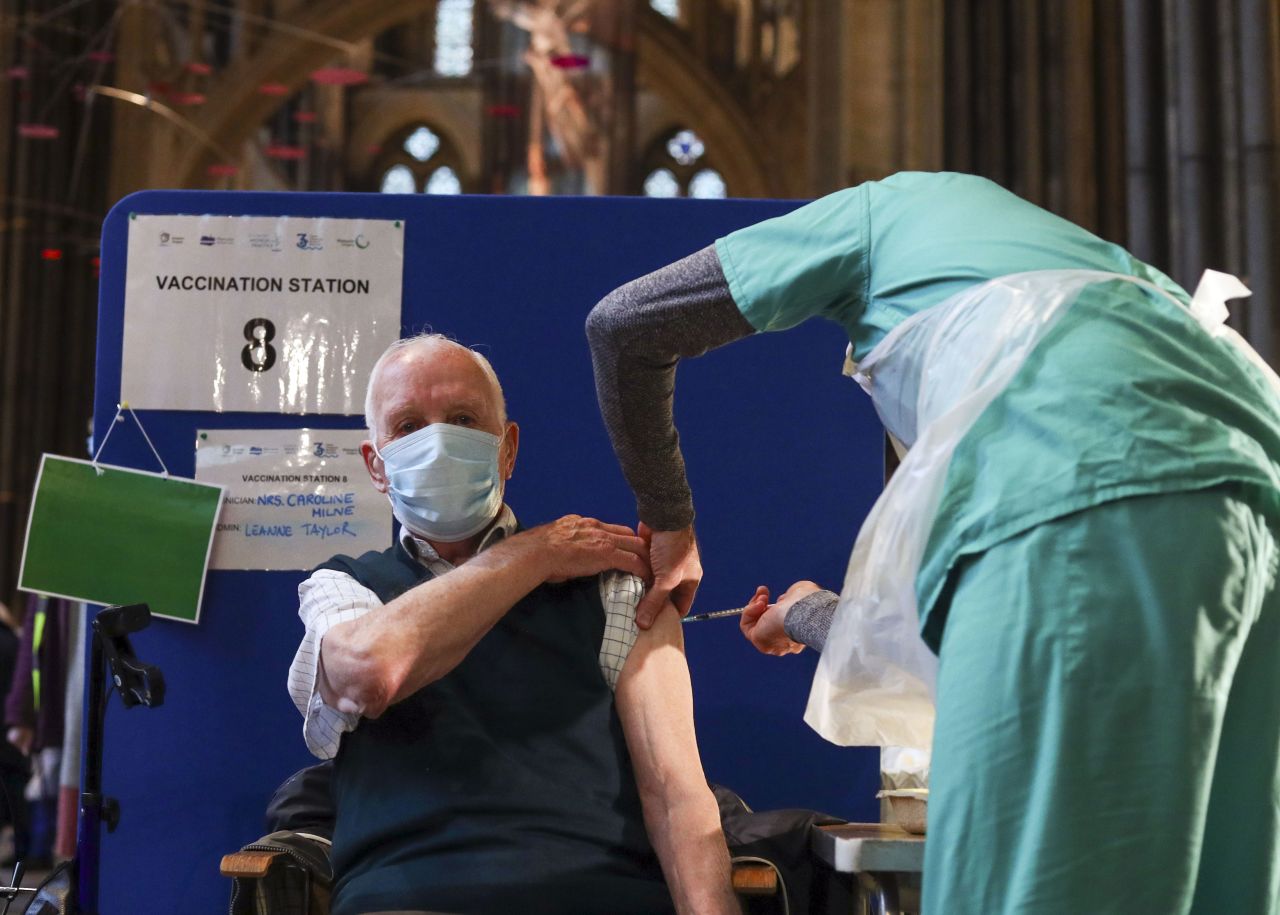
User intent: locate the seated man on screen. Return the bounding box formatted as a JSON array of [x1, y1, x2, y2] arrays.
[[287, 334, 738, 915]]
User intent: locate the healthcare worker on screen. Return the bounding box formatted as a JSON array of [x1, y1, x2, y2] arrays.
[[585, 172, 1280, 915]]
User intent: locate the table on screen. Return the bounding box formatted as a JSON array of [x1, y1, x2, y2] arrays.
[[811, 823, 925, 915]]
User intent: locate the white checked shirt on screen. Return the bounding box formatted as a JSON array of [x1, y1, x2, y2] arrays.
[[287, 506, 644, 760]]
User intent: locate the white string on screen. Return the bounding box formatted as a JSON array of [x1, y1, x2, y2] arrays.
[[128, 407, 170, 477], [89, 404, 124, 473], [89, 403, 170, 477]]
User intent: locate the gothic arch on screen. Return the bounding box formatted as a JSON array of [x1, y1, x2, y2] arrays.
[[346, 89, 483, 190], [634, 20, 777, 199], [172, 0, 775, 199], [172, 0, 437, 187]]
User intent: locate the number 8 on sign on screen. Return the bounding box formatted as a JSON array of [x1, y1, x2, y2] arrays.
[[241, 318, 277, 372]]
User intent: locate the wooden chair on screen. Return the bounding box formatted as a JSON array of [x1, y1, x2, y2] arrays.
[[221, 849, 777, 912]]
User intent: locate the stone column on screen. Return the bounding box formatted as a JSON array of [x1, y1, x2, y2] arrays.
[[808, 0, 943, 196]]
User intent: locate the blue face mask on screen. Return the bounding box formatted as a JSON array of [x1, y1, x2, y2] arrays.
[[375, 423, 504, 542]]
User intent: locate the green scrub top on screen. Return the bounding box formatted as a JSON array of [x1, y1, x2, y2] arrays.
[[716, 171, 1280, 647]]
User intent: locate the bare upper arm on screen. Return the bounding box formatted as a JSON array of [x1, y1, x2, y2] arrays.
[[614, 603, 705, 787]]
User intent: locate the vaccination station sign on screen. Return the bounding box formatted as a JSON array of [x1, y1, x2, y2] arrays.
[[195, 428, 391, 571], [122, 214, 403, 414]]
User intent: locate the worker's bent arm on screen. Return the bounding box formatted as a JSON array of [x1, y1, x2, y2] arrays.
[[615, 603, 740, 914], [585, 244, 754, 531]]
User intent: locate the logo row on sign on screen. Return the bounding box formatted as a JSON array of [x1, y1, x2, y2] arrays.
[[157, 231, 372, 251]]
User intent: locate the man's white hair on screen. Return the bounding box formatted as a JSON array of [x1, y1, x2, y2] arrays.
[[364, 333, 507, 436]]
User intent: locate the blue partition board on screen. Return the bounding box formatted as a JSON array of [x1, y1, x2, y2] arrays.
[[93, 191, 884, 913]]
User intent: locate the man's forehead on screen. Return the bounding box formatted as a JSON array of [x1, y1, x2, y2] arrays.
[[375, 346, 498, 411]]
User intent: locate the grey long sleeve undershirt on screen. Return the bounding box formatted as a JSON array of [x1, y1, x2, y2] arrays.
[[782, 590, 839, 652], [585, 244, 754, 530], [585, 245, 839, 653]]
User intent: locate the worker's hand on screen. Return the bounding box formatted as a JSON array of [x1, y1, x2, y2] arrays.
[[635, 524, 702, 629], [740, 581, 818, 656], [527, 514, 651, 583], [5, 726, 32, 756]]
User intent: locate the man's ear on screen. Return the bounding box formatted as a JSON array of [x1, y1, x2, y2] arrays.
[[361, 439, 388, 493], [500, 421, 520, 481]]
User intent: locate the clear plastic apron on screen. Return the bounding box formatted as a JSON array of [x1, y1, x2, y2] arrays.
[[804, 268, 1271, 750]]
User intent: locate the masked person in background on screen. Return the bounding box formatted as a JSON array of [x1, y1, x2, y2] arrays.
[[287, 334, 738, 915], [586, 171, 1280, 915]]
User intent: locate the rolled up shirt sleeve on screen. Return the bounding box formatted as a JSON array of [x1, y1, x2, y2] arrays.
[[598, 570, 645, 690], [288, 570, 382, 759]]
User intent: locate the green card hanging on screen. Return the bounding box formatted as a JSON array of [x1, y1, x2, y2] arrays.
[[19, 404, 224, 624]]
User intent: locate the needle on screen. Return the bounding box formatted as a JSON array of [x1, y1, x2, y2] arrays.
[[681, 606, 747, 623]]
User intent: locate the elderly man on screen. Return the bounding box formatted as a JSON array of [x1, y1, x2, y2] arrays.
[[287, 334, 737, 915]]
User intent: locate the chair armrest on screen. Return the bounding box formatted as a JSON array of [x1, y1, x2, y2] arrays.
[[220, 849, 285, 879], [731, 861, 778, 896]]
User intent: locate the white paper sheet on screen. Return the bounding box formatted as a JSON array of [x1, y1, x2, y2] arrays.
[[195, 429, 392, 570], [123, 215, 403, 414]]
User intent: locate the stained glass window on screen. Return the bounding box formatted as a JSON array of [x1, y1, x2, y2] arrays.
[[688, 169, 727, 199], [666, 129, 705, 166], [643, 168, 680, 198], [380, 164, 416, 194], [650, 0, 679, 20], [434, 0, 474, 77], [641, 129, 728, 198], [426, 165, 462, 195], [404, 126, 440, 162]]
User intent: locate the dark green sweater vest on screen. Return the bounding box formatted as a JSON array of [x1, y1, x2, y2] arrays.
[[320, 542, 673, 915]]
